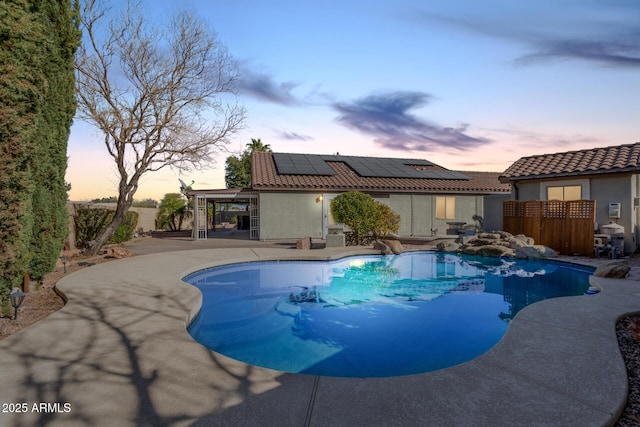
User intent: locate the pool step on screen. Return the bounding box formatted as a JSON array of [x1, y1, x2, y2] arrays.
[[190, 297, 301, 348]]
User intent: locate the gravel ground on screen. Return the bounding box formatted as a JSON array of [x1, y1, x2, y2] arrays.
[[1, 243, 640, 425], [0, 285, 64, 339], [615, 316, 640, 426], [0, 254, 113, 340]]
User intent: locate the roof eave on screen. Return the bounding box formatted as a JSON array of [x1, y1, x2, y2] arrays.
[[251, 186, 509, 194], [501, 166, 640, 182]]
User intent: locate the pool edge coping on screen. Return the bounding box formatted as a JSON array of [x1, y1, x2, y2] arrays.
[[0, 247, 635, 426]]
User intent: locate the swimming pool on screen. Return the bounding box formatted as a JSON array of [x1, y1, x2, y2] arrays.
[[186, 252, 593, 378]]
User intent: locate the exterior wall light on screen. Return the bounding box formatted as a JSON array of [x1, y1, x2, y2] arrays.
[[316, 196, 323, 203], [9, 288, 26, 320]]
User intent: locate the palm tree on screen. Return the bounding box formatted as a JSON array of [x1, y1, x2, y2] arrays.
[[225, 139, 271, 188], [156, 193, 192, 231], [246, 138, 271, 153]]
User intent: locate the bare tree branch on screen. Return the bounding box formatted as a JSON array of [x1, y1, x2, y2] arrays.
[[76, 0, 245, 255]]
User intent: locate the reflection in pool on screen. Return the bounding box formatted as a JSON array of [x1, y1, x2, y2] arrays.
[[186, 252, 593, 378]]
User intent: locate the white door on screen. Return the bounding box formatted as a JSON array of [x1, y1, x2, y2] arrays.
[[322, 194, 340, 237]]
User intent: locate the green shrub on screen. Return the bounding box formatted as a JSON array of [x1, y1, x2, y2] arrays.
[[330, 191, 400, 245], [75, 208, 138, 248], [372, 203, 400, 238], [109, 211, 138, 244], [74, 208, 111, 248]]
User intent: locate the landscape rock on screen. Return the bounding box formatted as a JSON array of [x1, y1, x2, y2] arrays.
[[456, 235, 475, 246], [373, 240, 392, 255], [594, 260, 631, 278], [437, 230, 558, 260], [508, 234, 536, 249], [515, 245, 558, 259], [374, 239, 404, 255], [437, 241, 461, 253], [105, 247, 134, 259], [461, 244, 514, 258], [476, 232, 502, 240], [381, 239, 404, 254]]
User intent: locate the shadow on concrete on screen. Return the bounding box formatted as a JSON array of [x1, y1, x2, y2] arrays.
[[0, 261, 317, 426], [0, 248, 632, 426]]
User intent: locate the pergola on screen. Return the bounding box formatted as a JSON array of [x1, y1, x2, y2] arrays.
[[186, 188, 259, 240]]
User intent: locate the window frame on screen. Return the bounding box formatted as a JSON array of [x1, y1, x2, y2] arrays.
[[435, 196, 456, 219], [546, 184, 582, 201]]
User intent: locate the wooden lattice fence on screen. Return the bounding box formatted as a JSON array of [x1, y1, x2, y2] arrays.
[[503, 200, 595, 256]]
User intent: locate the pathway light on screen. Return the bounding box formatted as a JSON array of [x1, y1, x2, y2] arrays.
[[60, 254, 69, 273], [9, 288, 26, 320]]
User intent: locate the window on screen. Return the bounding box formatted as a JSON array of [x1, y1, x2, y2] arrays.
[[546, 185, 581, 201], [436, 196, 455, 219]]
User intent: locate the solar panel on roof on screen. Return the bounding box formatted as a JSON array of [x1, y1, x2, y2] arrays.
[[336, 156, 468, 179], [272, 153, 469, 180], [272, 153, 336, 176]]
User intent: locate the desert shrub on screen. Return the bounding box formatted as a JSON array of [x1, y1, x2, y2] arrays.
[[109, 211, 138, 244], [372, 203, 400, 238], [74, 208, 111, 248], [74, 208, 138, 247], [330, 191, 400, 245]]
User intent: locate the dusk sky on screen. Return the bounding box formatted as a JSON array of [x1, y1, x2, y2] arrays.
[[66, 0, 640, 201]]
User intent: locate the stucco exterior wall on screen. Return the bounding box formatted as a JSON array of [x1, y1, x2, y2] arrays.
[[408, 195, 434, 236], [509, 174, 638, 253], [454, 195, 484, 232], [258, 192, 323, 239], [370, 194, 485, 237], [483, 194, 510, 232], [512, 182, 539, 201], [590, 174, 634, 252], [376, 194, 484, 236], [258, 192, 490, 240], [382, 195, 413, 236]]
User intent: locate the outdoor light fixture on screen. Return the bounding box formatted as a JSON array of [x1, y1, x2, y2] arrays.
[[9, 288, 26, 320], [60, 254, 69, 274], [316, 196, 323, 203]]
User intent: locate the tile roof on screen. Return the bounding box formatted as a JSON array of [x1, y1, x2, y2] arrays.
[[252, 152, 510, 194], [500, 142, 640, 182]]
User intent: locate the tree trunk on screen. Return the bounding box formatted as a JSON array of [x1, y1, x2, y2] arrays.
[[85, 199, 132, 256], [171, 213, 178, 231]]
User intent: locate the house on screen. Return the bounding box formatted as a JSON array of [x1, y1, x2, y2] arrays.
[[188, 152, 510, 241], [499, 142, 640, 254]]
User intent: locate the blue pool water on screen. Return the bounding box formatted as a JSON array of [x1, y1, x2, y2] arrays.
[[186, 252, 593, 378]]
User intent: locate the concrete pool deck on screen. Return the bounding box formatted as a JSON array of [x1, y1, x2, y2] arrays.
[[0, 240, 638, 426]]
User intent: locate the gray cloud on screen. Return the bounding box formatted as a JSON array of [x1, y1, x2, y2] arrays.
[[237, 64, 299, 105], [334, 91, 489, 152], [410, 4, 640, 68], [518, 38, 640, 68], [278, 130, 313, 141]]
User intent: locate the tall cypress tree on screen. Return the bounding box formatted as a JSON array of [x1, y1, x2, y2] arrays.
[[0, 0, 79, 295], [28, 0, 80, 281], [0, 0, 40, 294]]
